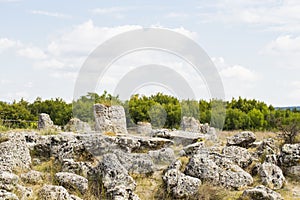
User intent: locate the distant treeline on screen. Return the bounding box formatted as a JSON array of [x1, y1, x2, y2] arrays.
[[0, 91, 299, 131]]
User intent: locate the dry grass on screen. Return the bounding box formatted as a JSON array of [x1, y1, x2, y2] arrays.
[[103, 131, 117, 137]]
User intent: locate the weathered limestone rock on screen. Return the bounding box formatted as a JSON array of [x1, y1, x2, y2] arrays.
[[181, 142, 205, 156], [227, 131, 256, 148], [259, 162, 285, 190], [64, 118, 91, 133], [185, 152, 253, 189], [90, 153, 139, 200], [61, 159, 93, 178], [0, 132, 31, 172], [94, 104, 127, 134], [55, 172, 88, 195], [256, 138, 278, 157], [113, 150, 154, 175], [38, 185, 71, 200], [180, 116, 201, 132], [20, 170, 43, 184], [242, 185, 283, 200], [15, 184, 33, 200], [136, 122, 152, 135], [0, 171, 19, 191], [38, 113, 60, 130], [279, 143, 300, 167], [148, 148, 175, 166], [163, 160, 201, 199], [0, 189, 19, 200], [222, 146, 252, 168]]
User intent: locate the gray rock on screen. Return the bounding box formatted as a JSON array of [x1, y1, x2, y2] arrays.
[[185, 153, 253, 189], [222, 146, 252, 168], [20, 170, 43, 184], [180, 116, 201, 132], [182, 142, 205, 156], [259, 162, 285, 190], [0, 171, 19, 191], [0, 189, 19, 200], [279, 143, 300, 167], [38, 113, 61, 130], [227, 131, 256, 148], [151, 129, 171, 139], [64, 118, 91, 133], [242, 185, 283, 200], [136, 122, 152, 135], [94, 104, 127, 134], [0, 132, 31, 172], [113, 150, 154, 175], [90, 153, 139, 199], [256, 138, 278, 157], [55, 172, 88, 195], [15, 184, 33, 200], [38, 185, 71, 200], [61, 159, 93, 178], [163, 160, 201, 199], [285, 165, 300, 179], [148, 148, 175, 166]]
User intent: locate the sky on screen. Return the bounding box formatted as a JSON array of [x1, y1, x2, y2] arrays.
[[0, 0, 300, 106]]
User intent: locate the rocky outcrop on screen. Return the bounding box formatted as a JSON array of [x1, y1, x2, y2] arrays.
[[148, 148, 175, 166], [136, 122, 152, 135], [38, 113, 60, 130], [242, 185, 283, 200], [113, 150, 154, 175], [227, 131, 256, 148], [20, 170, 43, 184], [181, 142, 205, 156], [163, 160, 201, 199], [0, 132, 31, 172], [38, 185, 71, 200], [180, 116, 201, 132], [64, 118, 91, 133], [55, 172, 88, 195], [61, 159, 93, 178], [0, 189, 19, 200], [279, 143, 300, 167], [0, 171, 19, 191], [90, 153, 139, 200], [185, 152, 253, 189], [94, 104, 127, 135], [256, 138, 278, 157], [222, 146, 252, 168], [259, 162, 285, 190]]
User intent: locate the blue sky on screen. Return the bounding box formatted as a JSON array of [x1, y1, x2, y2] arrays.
[[0, 0, 300, 106]]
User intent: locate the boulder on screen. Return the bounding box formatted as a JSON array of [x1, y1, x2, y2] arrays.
[[113, 150, 154, 175], [242, 185, 283, 200], [38, 113, 60, 130], [0, 132, 31, 172], [185, 152, 253, 189], [55, 172, 88, 195], [61, 159, 93, 178], [256, 138, 278, 157], [15, 184, 33, 200], [279, 143, 300, 167], [64, 118, 91, 133], [136, 122, 152, 135], [181, 142, 205, 156], [148, 148, 175, 166], [259, 162, 285, 190], [94, 104, 127, 134], [180, 116, 201, 132], [163, 160, 201, 199], [222, 146, 252, 168], [89, 153, 139, 199], [38, 185, 71, 200], [0, 189, 19, 200], [227, 131, 256, 148], [0, 171, 19, 191], [20, 170, 43, 184]]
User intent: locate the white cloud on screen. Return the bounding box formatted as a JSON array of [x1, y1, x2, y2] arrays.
[[197, 0, 300, 32], [220, 65, 258, 81], [0, 38, 21, 52], [91, 7, 129, 14], [261, 35, 300, 69], [17, 46, 47, 60], [30, 10, 71, 19]]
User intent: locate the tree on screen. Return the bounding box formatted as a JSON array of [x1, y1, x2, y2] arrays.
[[277, 113, 300, 144]]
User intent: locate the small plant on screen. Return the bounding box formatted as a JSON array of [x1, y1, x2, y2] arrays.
[[0, 134, 9, 143]]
